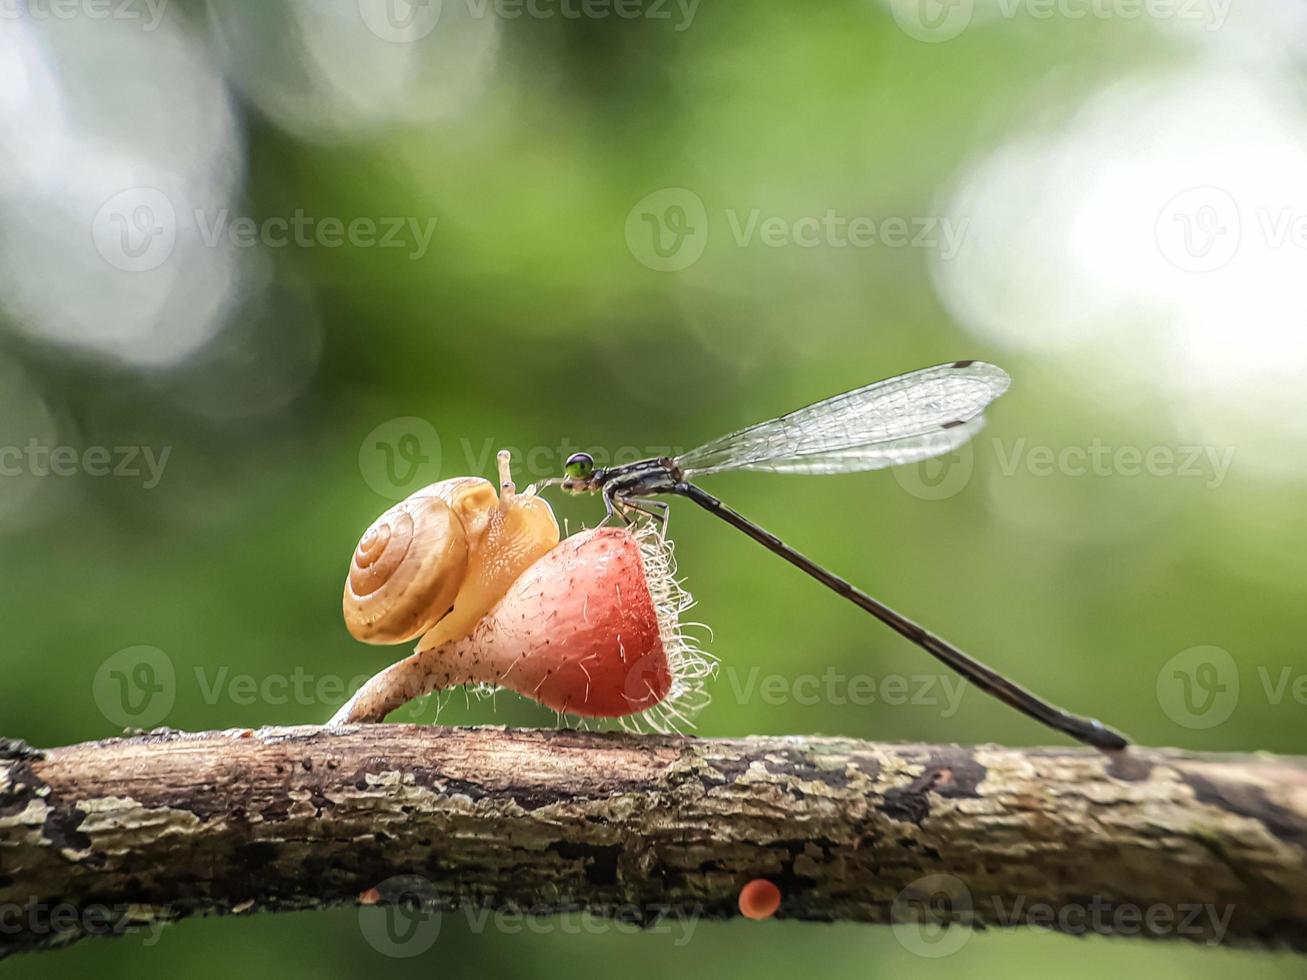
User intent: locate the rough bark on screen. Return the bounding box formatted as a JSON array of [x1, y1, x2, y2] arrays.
[[1, 726, 1305, 958]]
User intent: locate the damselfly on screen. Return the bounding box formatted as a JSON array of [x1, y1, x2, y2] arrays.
[[545, 360, 1129, 750]]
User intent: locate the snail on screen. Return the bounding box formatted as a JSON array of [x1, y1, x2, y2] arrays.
[[330, 451, 712, 730]]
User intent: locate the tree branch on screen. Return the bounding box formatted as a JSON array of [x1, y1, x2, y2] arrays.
[[2, 726, 1305, 957]]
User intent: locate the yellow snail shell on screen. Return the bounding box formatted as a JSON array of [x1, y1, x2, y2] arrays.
[[342, 475, 560, 650]]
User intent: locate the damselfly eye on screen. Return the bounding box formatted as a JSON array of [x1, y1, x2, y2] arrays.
[[564, 452, 595, 480]]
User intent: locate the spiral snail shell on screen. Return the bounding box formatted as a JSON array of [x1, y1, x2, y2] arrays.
[[342, 467, 559, 651]]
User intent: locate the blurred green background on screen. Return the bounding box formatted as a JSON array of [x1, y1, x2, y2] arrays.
[[2, 0, 1305, 976]]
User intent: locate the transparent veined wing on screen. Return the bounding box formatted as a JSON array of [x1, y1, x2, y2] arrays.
[[724, 416, 987, 475], [675, 361, 1009, 477]]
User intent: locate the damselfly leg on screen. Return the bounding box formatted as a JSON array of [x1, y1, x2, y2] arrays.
[[616, 498, 671, 535]]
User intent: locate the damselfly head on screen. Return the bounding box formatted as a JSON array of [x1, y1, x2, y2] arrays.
[[561, 451, 599, 493]]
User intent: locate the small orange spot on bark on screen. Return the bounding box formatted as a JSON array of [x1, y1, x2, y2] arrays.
[[738, 879, 781, 920], [358, 887, 382, 905]]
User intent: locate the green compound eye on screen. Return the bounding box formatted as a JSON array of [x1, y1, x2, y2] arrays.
[[564, 452, 595, 480]]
